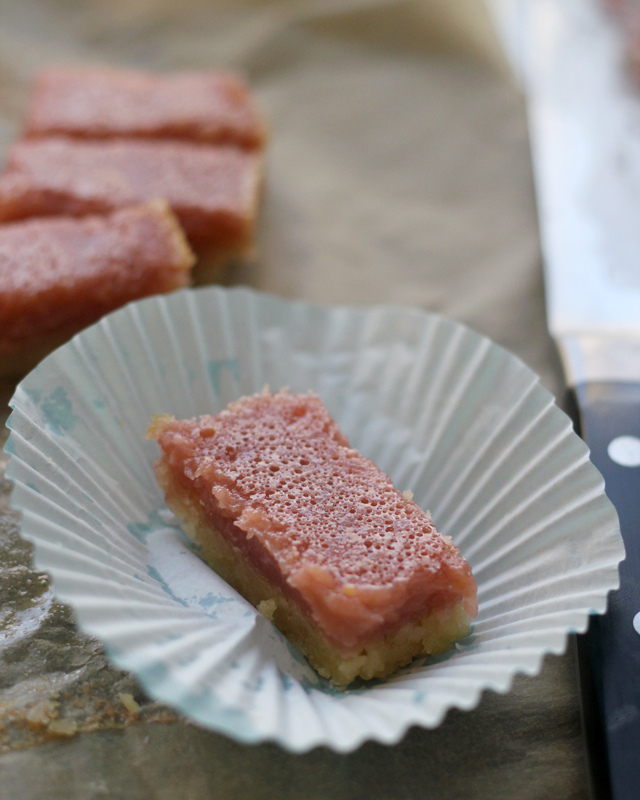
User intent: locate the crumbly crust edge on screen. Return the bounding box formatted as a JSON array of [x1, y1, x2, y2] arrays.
[[154, 456, 472, 686]]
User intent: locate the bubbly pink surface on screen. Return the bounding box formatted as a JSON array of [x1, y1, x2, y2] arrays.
[[0, 137, 261, 249], [155, 392, 477, 651], [0, 203, 190, 355], [25, 67, 266, 150]]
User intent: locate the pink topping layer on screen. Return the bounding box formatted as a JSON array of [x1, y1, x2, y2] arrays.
[[0, 137, 262, 250], [0, 202, 192, 355], [24, 67, 266, 150], [154, 392, 477, 653]]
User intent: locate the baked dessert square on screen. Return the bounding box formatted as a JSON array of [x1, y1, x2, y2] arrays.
[[24, 66, 267, 151], [148, 391, 477, 686], [0, 200, 193, 376], [0, 137, 263, 259]]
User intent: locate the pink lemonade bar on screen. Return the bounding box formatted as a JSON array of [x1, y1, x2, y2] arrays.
[[0, 137, 262, 255], [24, 66, 267, 150], [0, 201, 193, 376], [148, 391, 477, 685]]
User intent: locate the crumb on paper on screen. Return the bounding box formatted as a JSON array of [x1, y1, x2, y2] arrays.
[[25, 700, 58, 731], [119, 693, 140, 716], [47, 718, 79, 738]]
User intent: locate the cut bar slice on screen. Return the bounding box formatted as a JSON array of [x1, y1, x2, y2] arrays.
[[148, 391, 477, 685], [24, 66, 267, 150], [0, 137, 263, 255], [0, 201, 193, 376]]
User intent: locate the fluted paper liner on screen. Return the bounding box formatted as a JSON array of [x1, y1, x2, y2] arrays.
[[4, 287, 623, 752]]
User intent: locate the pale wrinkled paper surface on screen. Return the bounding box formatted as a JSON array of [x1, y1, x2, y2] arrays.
[[0, 1, 589, 798]]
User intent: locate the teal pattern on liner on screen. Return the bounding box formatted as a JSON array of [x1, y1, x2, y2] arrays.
[[127, 509, 175, 544], [39, 386, 78, 433], [146, 565, 189, 608], [115, 654, 260, 743], [207, 357, 240, 395], [198, 592, 237, 611]]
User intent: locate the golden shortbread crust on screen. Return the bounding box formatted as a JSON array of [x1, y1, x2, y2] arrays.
[[155, 458, 472, 686]]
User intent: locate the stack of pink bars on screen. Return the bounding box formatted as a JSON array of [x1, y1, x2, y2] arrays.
[[0, 66, 266, 375], [149, 390, 478, 686]]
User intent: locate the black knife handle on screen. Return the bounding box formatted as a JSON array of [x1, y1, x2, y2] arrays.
[[572, 381, 640, 800]]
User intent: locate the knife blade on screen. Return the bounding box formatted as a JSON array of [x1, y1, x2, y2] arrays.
[[513, 1, 640, 797]]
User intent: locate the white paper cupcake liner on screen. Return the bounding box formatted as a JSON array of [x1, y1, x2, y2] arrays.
[[4, 286, 622, 752]]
